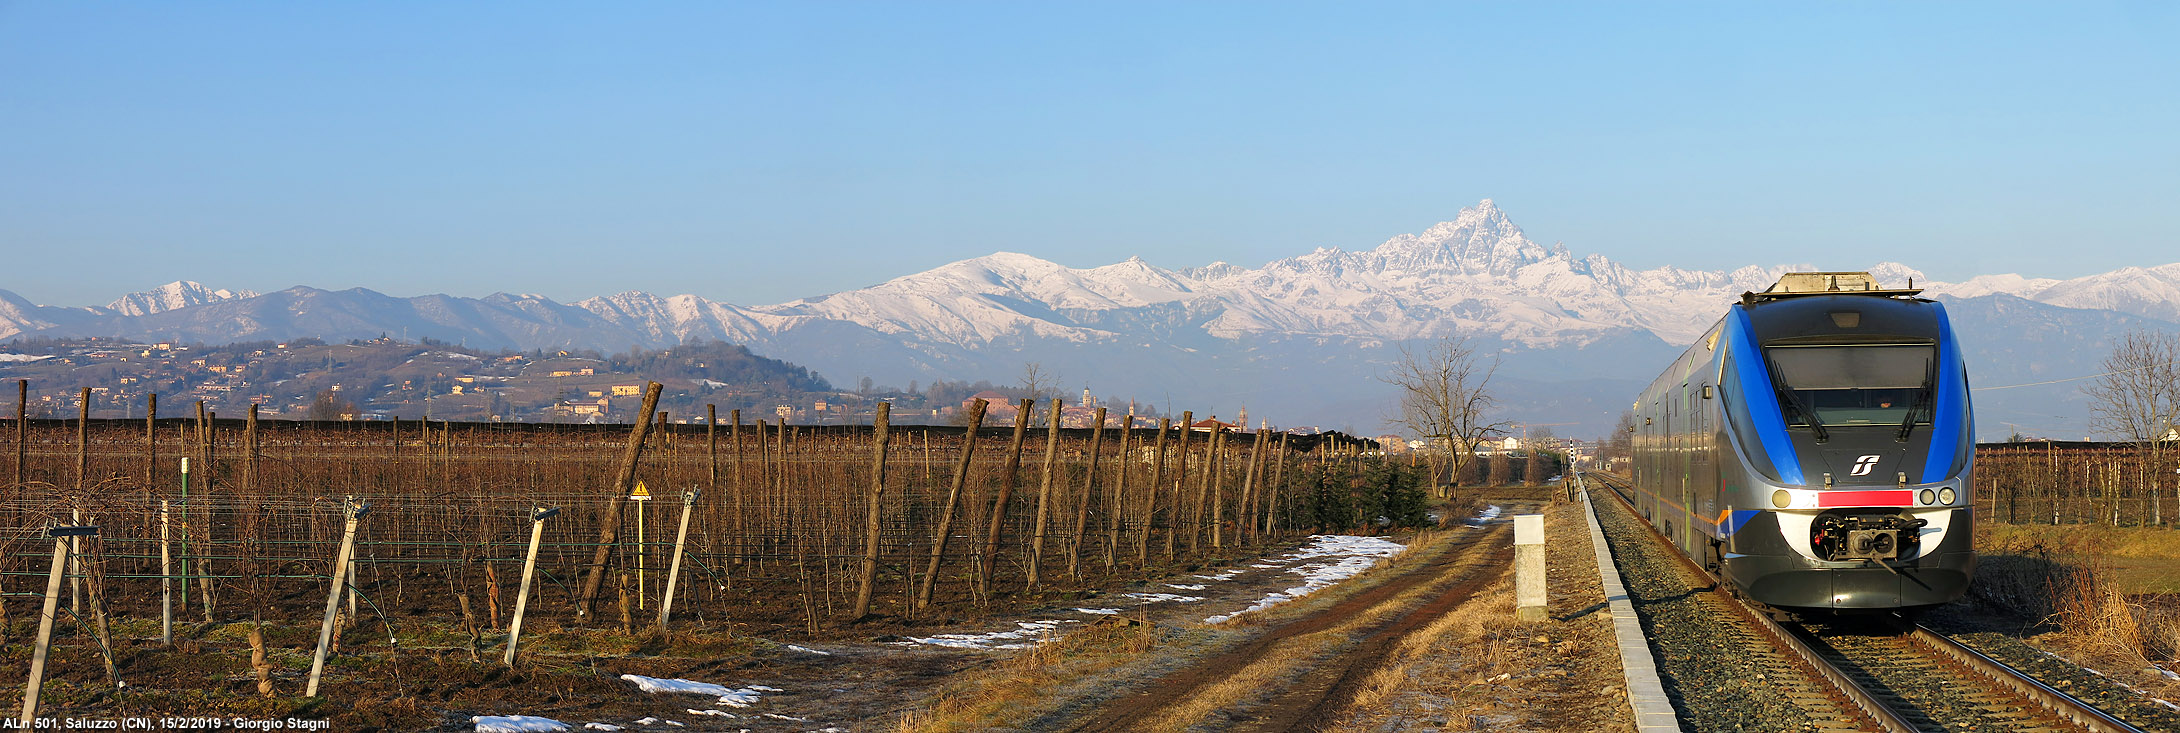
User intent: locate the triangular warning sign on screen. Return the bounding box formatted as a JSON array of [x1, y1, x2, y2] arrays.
[[631, 481, 652, 501]]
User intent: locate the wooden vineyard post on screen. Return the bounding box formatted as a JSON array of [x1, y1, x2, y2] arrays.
[[656, 489, 699, 630], [1069, 407, 1105, 579], [1140, 418, 1169, 563], [1167, 412, 1190, 558], [144, 394, 157, 495], [1028, 399, 1063, 589], [160, 500, 173, 646], [979, 399, 1033, 599], [578, 382, 662, 617], [1207, 427, 1226, 549], [244, 404, 259, 491], [306, 497, 368, 698], [1106, 416, 1132, 571], [852, 402, 891, 618], [1268, 432, 1290, 534], [20, 525, 93, 728], [729, 409, 744, 568], [503, 506, 557, 666], [13, 379, 24, 489], [1239, 429, 1265, 542], [917, 399, 985, 611]]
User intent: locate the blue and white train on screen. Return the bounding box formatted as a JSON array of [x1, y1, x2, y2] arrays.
[[1626, 272, 1975, 612]]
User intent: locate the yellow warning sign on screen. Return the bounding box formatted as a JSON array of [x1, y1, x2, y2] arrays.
[[630, 481, 652, 501]]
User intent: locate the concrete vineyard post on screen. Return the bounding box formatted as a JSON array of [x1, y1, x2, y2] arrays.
[[307, 497, 368, 697], [72, 390, 87, 617], [1515, 513, 1545, 622], [179, 456, 190, 610], [578, 382, 663, 617], [657, 488, 700, 630], [1028, 399, 1062, 589], [1196, 425, 1219, 551], [917, 399, 985, 611], [160, 500, 173, 646], [20, 526, 90, 728], [503, 506, 557, 666], [852, 402, 890, 618]]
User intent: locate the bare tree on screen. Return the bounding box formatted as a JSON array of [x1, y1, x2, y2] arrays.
[[1019, 362, 1060, 423], [1382, 338, 1512, 497], [2084, 330, 2180, 525]]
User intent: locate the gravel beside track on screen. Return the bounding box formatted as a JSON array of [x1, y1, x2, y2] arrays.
[[1588, 482, 1861, 732], [1794, 620, 2085, 731], [1929, 625, 2180, 731]]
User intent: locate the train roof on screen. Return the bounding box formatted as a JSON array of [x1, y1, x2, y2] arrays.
[[1742, 271, 1925, 305]]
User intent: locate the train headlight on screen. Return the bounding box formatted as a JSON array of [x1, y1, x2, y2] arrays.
[[1918, 489, 1936, 506], [1938, 487, 1957, 505], [1771, 489, 1791, 508]]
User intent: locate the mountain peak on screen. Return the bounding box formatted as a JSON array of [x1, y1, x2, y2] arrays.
[[104, 280, 259, 317]]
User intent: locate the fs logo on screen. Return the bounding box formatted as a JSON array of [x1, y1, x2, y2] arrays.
[[1850, 455, 1882, 477]]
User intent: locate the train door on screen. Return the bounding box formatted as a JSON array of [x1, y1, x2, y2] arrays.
[[1680, 382, 1695, 554]]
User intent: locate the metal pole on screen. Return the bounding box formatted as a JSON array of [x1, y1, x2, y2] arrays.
[[21, 528, 91, 727], [636, 496, 646, 610], [160, 501, 173, 646], [654, 490, 698, 631], [503, 506, 556, 666], [69, 509, 82, 618], [306, 498, 366, 697]]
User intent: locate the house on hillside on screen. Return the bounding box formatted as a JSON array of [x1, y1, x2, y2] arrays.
[[1190, 417, 1239, 432]]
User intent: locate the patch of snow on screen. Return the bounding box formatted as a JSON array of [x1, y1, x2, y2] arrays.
[[1164, 583, 1206, 591], [785, 644, 832, 655], [1193, 570, 1240, 581], [1204, 534, 1407, 624], [762, 713, 809, 722], [1126, 592, 1206, 604], [621, 675, 734, 696], [583, 725, 622, 732], [907, 619, 1081, 649], [0, 354, 50, 362], [687, 709, 735, 717], [1466, 505, 1503, 526], [472, 715, 570, 732], [1075, 607, 1119, 615]]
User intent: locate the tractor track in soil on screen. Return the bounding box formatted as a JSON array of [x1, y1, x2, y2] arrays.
[[1063, 512, 1522, 733]]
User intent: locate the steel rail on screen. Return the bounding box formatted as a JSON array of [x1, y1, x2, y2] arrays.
[[1906, 624, 2147, 733], [1580, 471, 1919, 733]]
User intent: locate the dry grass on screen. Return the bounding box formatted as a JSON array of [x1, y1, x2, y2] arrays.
[[896, 615, 1163, 732], [1977, 522, 2180, 698]]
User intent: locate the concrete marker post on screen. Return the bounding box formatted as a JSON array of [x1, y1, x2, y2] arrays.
[[504, 506, 557, 666], [306, 497, 368, 697], [22, 525, 96, 728], [655, 489, 698, 631], [1515, 513, 1547, 622], [160, 500, 173, 646]]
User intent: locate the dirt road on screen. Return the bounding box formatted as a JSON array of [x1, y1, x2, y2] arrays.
[[1061, 515, 1519, 732]]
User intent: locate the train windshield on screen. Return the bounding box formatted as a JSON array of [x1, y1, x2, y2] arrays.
[[1765, 344, 1934, 427]]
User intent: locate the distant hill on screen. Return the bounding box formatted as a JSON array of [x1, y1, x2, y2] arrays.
[[7, 202, 2177, 439]]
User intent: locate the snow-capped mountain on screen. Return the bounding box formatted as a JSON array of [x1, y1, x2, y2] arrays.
[[104, 281, 259, 317], [6, 200, 2177, 439]]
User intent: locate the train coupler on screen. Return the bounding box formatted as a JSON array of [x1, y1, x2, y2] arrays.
[[1812, 512, 1928, 562]]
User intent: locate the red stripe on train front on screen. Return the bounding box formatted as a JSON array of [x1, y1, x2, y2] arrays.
[[1816, 490, 1914, 508]]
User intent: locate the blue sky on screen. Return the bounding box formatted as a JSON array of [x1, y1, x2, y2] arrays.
[[3, 2, 2175, 307]]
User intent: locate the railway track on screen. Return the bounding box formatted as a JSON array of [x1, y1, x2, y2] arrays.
[[1582, 472, 2149, 733]]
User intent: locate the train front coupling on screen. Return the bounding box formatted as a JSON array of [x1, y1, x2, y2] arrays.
[[1811, 512, 1929, 562]]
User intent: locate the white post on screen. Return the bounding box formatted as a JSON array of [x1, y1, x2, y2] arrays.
[[306, 497, 367, 697], [1515, 513, 1546, 622], [22, 526, 93, 728], [503, 506, 555, 666], [160, 501, 173, 646], [654, 490, 699, 631]]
